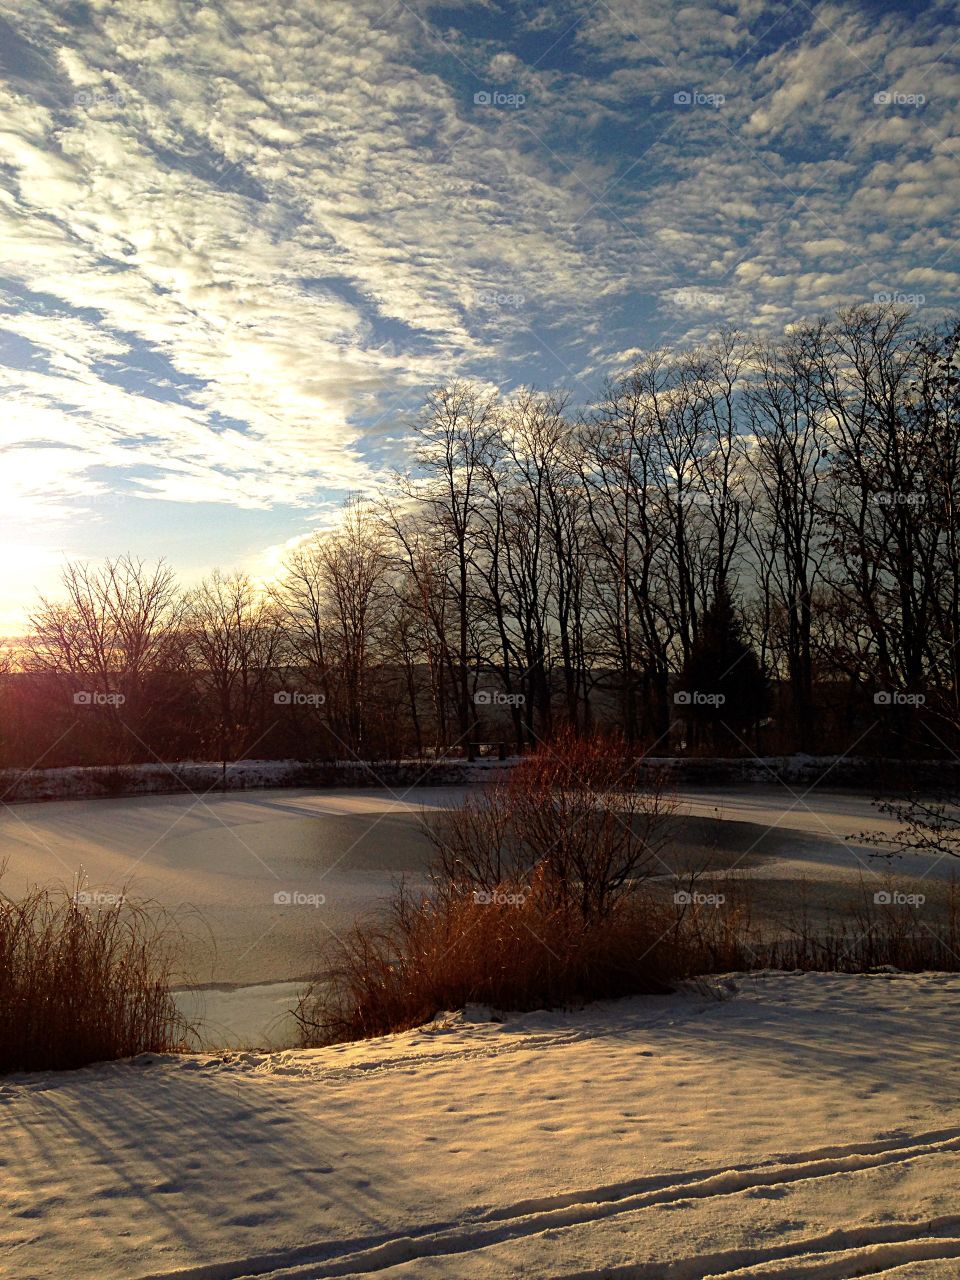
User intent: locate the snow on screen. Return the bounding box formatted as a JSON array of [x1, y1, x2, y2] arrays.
[[1, 754, 934, 806], [676, 787, 960, 880], [0, 787, 454, 985], [2, 971, 959, 1278], [0, 758, 509, 804]]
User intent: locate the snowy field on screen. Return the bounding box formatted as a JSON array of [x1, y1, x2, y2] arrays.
[[2, 971, 959, 1279], [1, 784, 954, 1048]]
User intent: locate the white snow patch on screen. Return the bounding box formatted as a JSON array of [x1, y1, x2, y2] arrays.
[[2, 971, 959, 1278]]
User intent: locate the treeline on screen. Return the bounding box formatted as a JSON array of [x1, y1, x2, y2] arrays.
[[3, 303, 960, 769]]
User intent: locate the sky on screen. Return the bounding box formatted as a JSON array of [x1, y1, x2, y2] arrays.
[[0, 0, 958, 631]]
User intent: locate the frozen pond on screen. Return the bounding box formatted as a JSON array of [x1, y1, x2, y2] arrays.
[[1, 783, 953, 1048]]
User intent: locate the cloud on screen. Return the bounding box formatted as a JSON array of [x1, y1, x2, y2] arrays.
[[0, 0, 956, 623]]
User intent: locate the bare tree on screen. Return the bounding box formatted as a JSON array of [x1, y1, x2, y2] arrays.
[[12, 304, 960, 770], [186, 570, 285, 767], [316, 497, 388, 754], [402, 381, 501, 742], [275, 498, 387, 756], [580, 369, 673, 740], [27, 557, 185, 761], [744, 326, 829, 749]]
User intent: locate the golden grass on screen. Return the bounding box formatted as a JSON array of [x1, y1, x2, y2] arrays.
[[0, 870, 188, 1073], [296, 870, 960, 1048], [295, 869, 679, 1045]]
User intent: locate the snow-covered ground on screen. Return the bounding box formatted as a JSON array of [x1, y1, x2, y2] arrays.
[[1, 784, 954, 1049], [0, 758, 508, 803], [2, 971, 959, 1279]]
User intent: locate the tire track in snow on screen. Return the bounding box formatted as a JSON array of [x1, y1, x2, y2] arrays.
[[563, 1225, 960, 1278], [135, 1128, 960, 1280]]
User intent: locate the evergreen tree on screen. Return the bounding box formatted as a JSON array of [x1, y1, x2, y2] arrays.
[[678, 586, 768, 749]]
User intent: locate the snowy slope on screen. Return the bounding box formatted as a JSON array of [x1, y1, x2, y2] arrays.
[[2, 971, 959, 1279]]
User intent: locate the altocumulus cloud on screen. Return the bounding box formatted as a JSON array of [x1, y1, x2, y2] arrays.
[[0, 0, 957, 619]]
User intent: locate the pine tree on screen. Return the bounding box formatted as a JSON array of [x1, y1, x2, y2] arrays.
[[678, 586, 768, 749]]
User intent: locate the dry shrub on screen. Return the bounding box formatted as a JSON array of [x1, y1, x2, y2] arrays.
[[297, 870, 960, 1048], [298, 732, 681, 1045], [0, 871, 188, 1073], [429, 726, 676, 919], [295, 870, 679, 1046], [297, 734, 960, 1047], [297, 868, 960, 1049]]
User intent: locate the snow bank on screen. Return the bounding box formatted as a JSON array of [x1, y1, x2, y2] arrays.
[[2, 971, 959, 1278], [0, 756, 511, 804], [4, 752, 954, 806]]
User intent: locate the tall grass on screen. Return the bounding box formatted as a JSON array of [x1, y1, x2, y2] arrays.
[[297, 872, 960, 1047], [0, 871, 188, 1073], [297, 724, 960, 1050], [674, 873, 960, 975], [295, 870, 678, 1045]]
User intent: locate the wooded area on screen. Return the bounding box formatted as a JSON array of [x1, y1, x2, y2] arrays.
[[3, 304, 959, 767]]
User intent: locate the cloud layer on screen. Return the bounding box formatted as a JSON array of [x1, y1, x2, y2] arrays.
[[0, 0, 957, 622]]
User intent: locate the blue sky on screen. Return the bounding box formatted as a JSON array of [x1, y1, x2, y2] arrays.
[[0, 0, 958, 627]]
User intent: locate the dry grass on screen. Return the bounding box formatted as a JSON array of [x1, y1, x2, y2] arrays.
[[0, 870, 188, 1073], [297, 868, 960, 1049], [295, 870, 679, 1045], [663, 871, 960, 975], [298, 735, 960, 1047]]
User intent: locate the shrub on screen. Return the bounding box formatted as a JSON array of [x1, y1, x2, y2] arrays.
[[295, 870, 678, 1046], [0, 872, 188, 1073], [427, 727, 676, 921], [297, 860, 960, 1048], [296, 737, 960, 1048], [297, 734, 683, 1045]]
